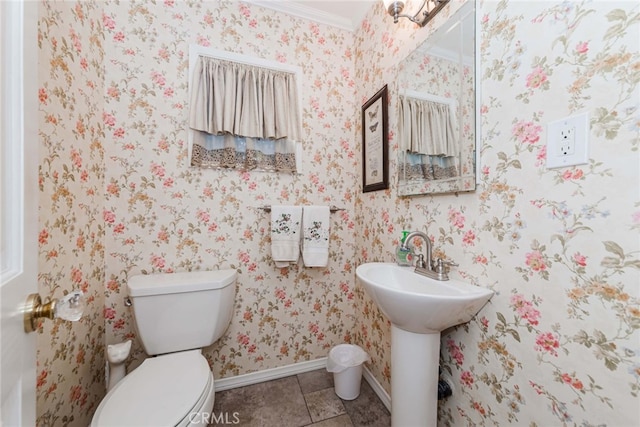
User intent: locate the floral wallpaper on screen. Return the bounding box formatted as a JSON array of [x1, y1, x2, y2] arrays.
[[37, 1, 106, 426], [354, 0, 639, 426], [100, 0, 359, 378], [36, 0, 638, 426]]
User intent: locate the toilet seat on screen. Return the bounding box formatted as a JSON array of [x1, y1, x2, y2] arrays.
[[91, 350, 213, 427]]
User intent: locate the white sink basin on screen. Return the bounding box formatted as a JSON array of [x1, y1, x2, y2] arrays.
[[356, 262, 493, 334], [356, 262, 494, 426]]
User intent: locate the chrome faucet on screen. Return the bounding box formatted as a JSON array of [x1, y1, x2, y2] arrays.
[[402, 231, 432, 268], [401, 230, 457, 281]]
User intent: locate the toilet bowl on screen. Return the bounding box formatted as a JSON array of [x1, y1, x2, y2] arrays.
[[91, 350, 213, 427], [91, 270, 237, 427]]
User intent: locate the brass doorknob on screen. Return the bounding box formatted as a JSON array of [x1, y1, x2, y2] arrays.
[[24, 291, 85, 333]]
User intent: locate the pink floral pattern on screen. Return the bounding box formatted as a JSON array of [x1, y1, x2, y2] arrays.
[[37, 2, 105, 425], [36, 1, 638, 426], [355, 1, 638, 426]]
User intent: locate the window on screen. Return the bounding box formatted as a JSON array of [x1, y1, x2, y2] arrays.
[[398, 92, 459, 181], [188, 46, 302, 173]]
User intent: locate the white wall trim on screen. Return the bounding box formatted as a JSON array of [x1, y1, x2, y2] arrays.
[[362, 365, 391, 411], [214, 358, 328, 391], [189, 45, 302, 77], [401, 90, 457, 111], [242, 0, 360, 32], [213, 359, 392, 412]]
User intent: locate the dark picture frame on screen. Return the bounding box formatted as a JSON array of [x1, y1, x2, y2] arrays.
[[362, 85, 389, 193]]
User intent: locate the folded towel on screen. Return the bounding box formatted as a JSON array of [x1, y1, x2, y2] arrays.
[[302, 205, 330, 267], [271, 205, 302, 268]]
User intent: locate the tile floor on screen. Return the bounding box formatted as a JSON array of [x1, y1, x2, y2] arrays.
[[211, 369, 391, 426]]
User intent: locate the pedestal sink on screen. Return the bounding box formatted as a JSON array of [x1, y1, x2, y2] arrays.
[[356, 262, 494, 427]]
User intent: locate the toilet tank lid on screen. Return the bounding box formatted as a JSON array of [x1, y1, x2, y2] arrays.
[[128, 269, 237, 297]]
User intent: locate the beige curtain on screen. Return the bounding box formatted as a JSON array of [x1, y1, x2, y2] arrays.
[[398, 96, 458, 156], [398, 96, 459, 181], [189, 55, 301, 171]]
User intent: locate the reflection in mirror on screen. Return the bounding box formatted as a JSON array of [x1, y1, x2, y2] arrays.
[[397, 2, 477, 196]]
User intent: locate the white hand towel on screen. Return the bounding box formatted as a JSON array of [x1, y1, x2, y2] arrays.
[[302, 205, 330, 267], [271, 205, 302, 268]]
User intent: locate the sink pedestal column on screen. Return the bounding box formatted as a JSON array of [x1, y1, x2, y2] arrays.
[[391, 325, 441, 427]]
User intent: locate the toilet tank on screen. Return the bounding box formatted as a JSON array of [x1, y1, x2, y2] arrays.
[[127, 269, 237, 356]]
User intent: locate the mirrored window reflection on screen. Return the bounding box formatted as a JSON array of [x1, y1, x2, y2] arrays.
[[397, 2, 477, 196]]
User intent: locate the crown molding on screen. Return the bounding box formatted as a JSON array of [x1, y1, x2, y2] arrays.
[[243, 0, 365, 32]]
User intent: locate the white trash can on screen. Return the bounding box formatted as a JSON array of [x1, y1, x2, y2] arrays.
[[326, 344, 370, 400]]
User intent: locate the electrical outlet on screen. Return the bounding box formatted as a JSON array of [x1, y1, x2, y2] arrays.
[[557, 125, 575, 156], [546, 112, 589, 169]]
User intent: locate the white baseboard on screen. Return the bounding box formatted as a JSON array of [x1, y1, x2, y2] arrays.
[[213, 358, 392, 412], [363, 365, 391, 411], [214, 357, 329, 391]]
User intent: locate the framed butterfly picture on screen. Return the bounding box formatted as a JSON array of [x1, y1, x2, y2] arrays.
[[362, 85, 389, 193]]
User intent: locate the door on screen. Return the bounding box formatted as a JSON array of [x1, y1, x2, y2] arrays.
[[1, 1, 38, 425]]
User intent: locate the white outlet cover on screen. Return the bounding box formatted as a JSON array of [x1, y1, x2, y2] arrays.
[[546, 112, 589, 169]]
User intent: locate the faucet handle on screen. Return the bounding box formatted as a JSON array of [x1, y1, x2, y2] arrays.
[[415, 254, 427, 269], [434, 258, 458, 273]]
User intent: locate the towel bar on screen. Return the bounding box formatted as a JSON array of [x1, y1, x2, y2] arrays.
[[258, 205, 344, 213]]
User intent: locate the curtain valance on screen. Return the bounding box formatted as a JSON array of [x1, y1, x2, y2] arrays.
[[398, 95, 460, 181], [188, 55, 301, 172], [398, 96, 458, 157]]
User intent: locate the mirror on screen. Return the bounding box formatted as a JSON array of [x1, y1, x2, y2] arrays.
[[397, 2, 478, 196]]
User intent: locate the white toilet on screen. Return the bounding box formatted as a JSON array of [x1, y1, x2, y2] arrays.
[[91, 269, 237, 427]]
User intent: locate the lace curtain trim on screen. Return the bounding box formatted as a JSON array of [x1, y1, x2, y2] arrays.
[[399, 153, 459, 181], [190, 133, 297, 172]]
